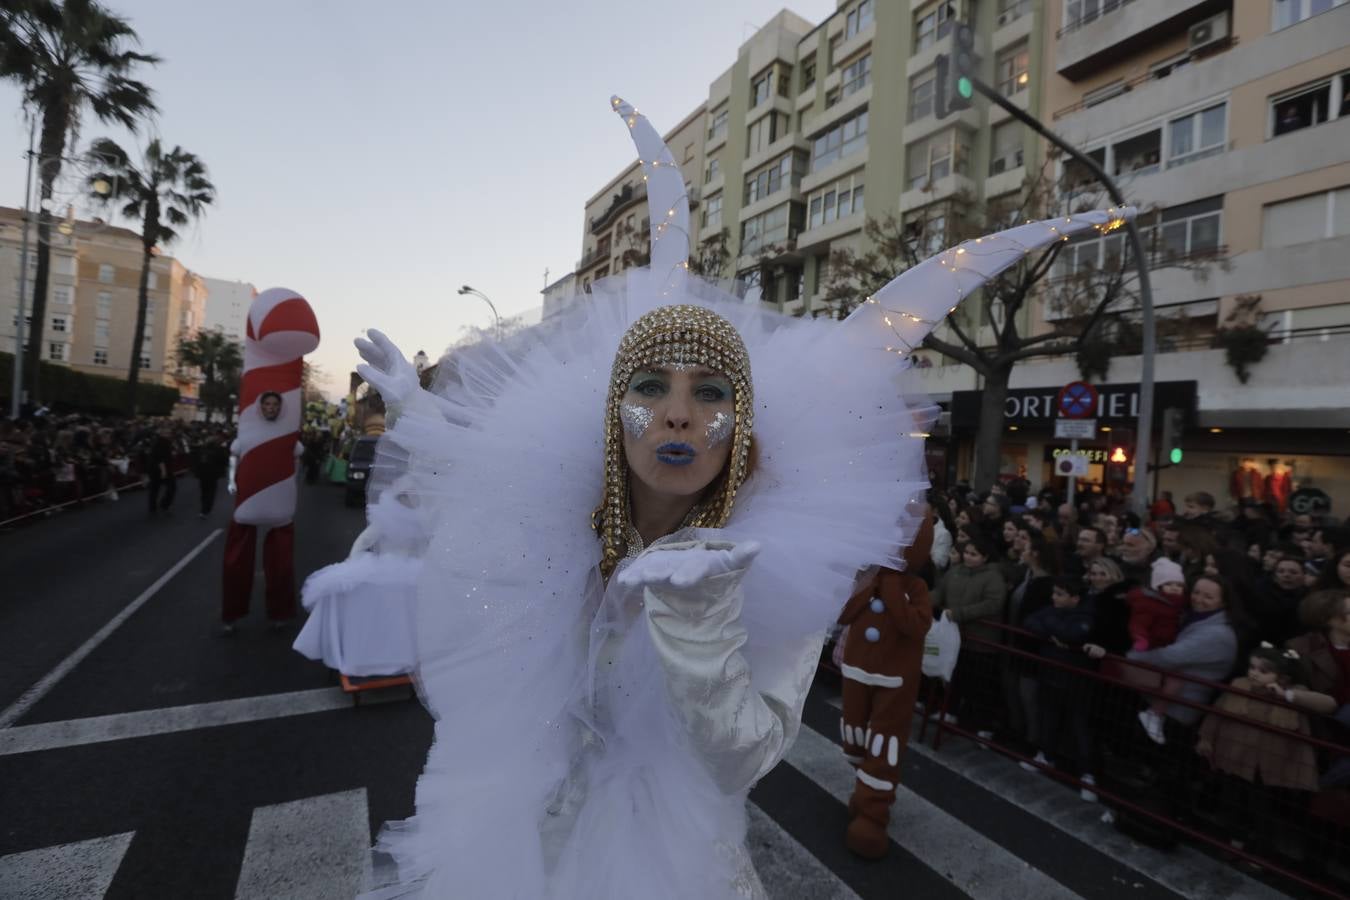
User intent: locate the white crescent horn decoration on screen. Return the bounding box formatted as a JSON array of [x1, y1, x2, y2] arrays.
[[611, 96, 690, 287], [841, 207, 1137, 357]]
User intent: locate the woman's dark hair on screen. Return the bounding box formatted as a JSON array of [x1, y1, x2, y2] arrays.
[[1248, 643, 1302, 686], [928, 488, 957, 538], [1299, 588, 1350, 631], [1315, 545, 1350, 590], [1192, 572, 1254, 635], [1024, 529, 1062, 576], [963, 533, 995, 564]]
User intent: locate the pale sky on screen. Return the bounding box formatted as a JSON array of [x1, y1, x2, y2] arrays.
[[0, 0, 837, 398]]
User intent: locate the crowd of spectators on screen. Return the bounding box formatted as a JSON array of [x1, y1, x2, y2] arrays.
[[922, 479, 1349, 879], [0, 412, 235, 523]]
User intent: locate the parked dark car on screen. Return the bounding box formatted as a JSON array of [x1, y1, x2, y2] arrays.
[[344, 436, 380, 507]]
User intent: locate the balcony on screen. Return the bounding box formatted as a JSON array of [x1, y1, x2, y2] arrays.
[[589, 181, 648, 235], [1056, 0, 1218, 80]]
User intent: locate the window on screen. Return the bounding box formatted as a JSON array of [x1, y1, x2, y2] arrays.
[[846, 0, 874, 39], [989, 121, 1024, 175], [828, 34, 843, 69], [752, 68, 775, 107], [48, 342, 66, 361], [1150, 53, 1191, 80], [94, 321, 110, 347], [1271, 72, 1348, 137], [147, 270, 158, 290], [744, 152, 807, 205], [96, 291, 112, 319], [98, 263, 114, 284], [50, 314, 67, 333], [140, 353, 152, 370], [906, 129, 971, 189], [808, 174, 865, 229], [93, 349, 108, 366], [1274, 0, 1346, 30], [915, 2, 962, 53], [1262, 188, 1350, 248], [996, 43, 1030, 97], [705, 157, 721, 183], [740, 204, 802, 256], [147, 299, 156, 316], [703, 193, 724, 230], [54, 255, 75, 276], [708, 108, 729, 142], [909, 70, 936, 121], [841, 54, 871, 98], [998, 0, 1031, 25], [1111, 129, 1161, 176], [1166, 103, 1226, 168], [1064, 0, 1135, 32], [52, 286, 71, 306], [1157, 198, 1222, 262], [1083, 80, 1127, 108], [904, 206, 950, 259], [747, 112, 788, 156], [801, 57, 816, 93], [810, 108, 868, 172]]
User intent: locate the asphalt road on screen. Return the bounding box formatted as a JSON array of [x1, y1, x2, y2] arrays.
[[0, 475, 1303, 899]]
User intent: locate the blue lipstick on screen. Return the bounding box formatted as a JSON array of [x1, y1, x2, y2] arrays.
[[656, 442, 697, 466]]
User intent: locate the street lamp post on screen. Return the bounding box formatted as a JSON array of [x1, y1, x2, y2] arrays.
[[458, 284, 501, 340], [10, 119, 36, 419]]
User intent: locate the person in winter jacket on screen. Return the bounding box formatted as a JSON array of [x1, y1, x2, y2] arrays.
[[1127, 557, 1188, 652], [837, 515, 935, 859], [932, 534, 1007, 734], [1020, 577, 1100, 800]]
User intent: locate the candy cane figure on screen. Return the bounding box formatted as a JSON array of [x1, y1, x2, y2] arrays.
[[222, 287, 320, 631]]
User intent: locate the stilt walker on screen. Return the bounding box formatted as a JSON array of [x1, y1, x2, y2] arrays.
[[222, 288, 320, 631], [838, 512, 935, 858]]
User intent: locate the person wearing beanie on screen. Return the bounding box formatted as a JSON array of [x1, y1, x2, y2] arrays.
[[1126, 558, 1188, 652]]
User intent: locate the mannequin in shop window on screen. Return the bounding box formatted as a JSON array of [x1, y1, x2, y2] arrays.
[[1230, 457, 1265, 505], [1265, 459, 1293, 516]]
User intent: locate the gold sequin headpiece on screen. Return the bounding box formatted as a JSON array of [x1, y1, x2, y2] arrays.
[[595, 304, 755, 577]]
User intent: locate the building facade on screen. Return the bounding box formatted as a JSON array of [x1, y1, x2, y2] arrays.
[[201, 277, 255, 341]]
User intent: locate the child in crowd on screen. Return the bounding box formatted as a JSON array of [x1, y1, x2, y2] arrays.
[[1131, 558, 1189, 744], [1020, 577, 1100, 801], [1196, 643, 1335, 851]]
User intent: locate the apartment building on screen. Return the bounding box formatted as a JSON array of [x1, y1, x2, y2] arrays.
[[0, 207, 209, 414], [201, 277, 255, 341], [1005, 0, 1350, 505], [577, 105, 708, 292]]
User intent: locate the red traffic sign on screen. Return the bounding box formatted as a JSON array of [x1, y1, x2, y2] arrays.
[[1057, 381, 1098, 420]]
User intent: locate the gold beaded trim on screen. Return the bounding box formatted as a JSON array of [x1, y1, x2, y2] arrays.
[[594, 305, 755, 577]]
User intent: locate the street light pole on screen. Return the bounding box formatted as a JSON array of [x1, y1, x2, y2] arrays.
[[457, 284, 502, 340], [964, 77, 1157, 517], [10, 118, 36, 420]]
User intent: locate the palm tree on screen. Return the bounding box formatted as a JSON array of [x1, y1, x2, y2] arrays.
[[0, 0, 159, 405], [87, 137, 215, 412], [176, 327, 241, 422]]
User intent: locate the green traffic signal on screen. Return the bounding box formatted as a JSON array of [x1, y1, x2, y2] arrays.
[[957, 77, 973, 99], [1169, 448, 1183, 465]]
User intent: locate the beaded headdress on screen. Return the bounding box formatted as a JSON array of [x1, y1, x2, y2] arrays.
[[595, 304, 754, 577]]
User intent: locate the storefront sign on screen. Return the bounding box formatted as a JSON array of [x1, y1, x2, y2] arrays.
[[1049, 447, 1112, 463], [1054, 418, 1097, 439], [950, 381, 1197, 430]]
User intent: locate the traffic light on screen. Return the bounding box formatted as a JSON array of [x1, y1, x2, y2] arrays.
[[1161, 406, 1185, 466], [1107, 428, 1133, 482], [934, 23, 977, 119]]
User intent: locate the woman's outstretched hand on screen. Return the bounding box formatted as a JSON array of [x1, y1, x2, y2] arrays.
[[618, 540, 761, 592], [355, 329, 420, 408]]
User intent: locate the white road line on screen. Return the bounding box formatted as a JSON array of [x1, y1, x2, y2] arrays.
[[0, 831, 134, 900], [0, 687, 352, 756], [747, 804, 861, 900], [0, 529, 223, 729], [235, 788, 372, 900], [787, 725, 1084, 900]]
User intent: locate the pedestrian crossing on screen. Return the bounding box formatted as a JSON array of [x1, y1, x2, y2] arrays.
[[0, 691, 1294, 900]]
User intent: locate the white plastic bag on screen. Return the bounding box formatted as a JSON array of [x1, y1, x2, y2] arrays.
[[922, 611, 961, 682]]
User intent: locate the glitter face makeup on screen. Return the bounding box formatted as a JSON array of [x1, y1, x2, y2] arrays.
[[620, 403, 654, 439], [705, 411, 734, 448]]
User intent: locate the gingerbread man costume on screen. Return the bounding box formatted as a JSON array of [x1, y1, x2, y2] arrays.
[[837, 513, 934, 859]]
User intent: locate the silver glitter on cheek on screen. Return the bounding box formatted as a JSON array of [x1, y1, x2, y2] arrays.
[[705, 411, 734, 448], [620, 403, 654, 439]]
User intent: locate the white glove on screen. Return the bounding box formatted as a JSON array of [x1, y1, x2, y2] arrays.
[[354, 329, 421, 409], [227, 454, 237, 495], [617, 540, 761, 593]]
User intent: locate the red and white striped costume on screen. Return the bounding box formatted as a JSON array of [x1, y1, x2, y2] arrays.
[[223, 288, 320, 625]]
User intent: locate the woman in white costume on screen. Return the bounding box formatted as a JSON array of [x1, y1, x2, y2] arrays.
[[300, 96, 1134, 899]]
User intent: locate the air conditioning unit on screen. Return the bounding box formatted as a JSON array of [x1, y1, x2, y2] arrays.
[[1188, 13, 1229, 53]]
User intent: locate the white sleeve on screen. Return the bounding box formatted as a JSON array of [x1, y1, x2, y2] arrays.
[[643, 547, 823, 795]]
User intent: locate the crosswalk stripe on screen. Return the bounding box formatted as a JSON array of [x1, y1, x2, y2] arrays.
[[0, 688, 352, 757], [786, 725, 1084, 900], [0, 831, 134, 900], [234, 788, 371, 900], [747, 804, 862, 900]]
